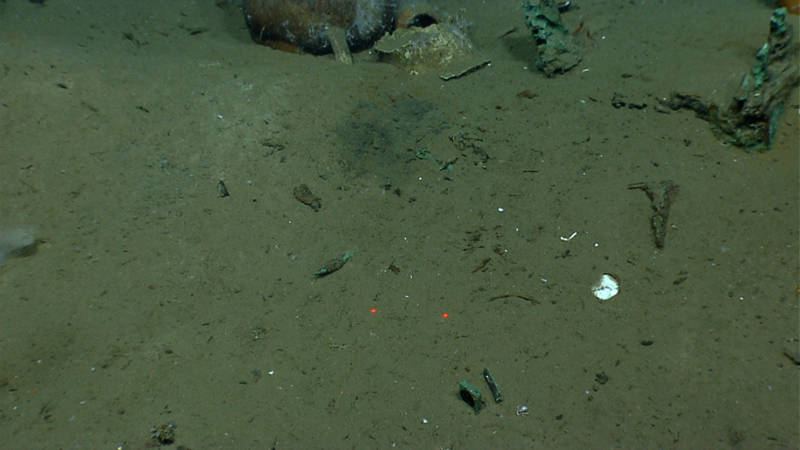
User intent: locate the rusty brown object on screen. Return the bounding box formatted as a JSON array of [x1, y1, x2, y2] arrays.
[[243, 0, 395, 54]]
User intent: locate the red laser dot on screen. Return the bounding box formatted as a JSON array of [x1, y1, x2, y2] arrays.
[[442, 313, 449, 318], [370, 308, 377, 314]]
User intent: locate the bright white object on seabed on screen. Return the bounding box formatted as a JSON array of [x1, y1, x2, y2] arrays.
[[591, 273, 620, 301]]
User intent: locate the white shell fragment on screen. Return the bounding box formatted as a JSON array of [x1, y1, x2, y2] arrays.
[[591, 273, 620, 301]]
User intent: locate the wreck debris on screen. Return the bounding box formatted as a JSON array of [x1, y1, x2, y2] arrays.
[[523, 0, 582, 77], [439, 58, 491, 81], [314, 251, 353, 278], [661, 8, 799, 151], [293, 184, 322, 212], [628, 180, 679, 249], [373, 12, 476, 75], [243, 0, 394, 55]]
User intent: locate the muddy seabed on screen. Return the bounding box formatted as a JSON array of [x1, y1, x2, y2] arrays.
[[0, 0, 797, 448]]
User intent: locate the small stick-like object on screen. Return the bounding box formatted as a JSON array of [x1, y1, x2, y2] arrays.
[[488, 293, 539, 304], [472, 257, 491, 273], [482, 368, 504, 403]]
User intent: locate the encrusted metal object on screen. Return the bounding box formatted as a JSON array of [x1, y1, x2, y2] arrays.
[[482, 368, 504, 403], [314, 251, 353, 278], [662, 8, 798, 151]]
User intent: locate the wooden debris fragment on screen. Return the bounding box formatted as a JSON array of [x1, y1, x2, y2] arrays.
[[293, 184, 321, 211], [440, 58, 491, 81], [628, 180, 679, 249]]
